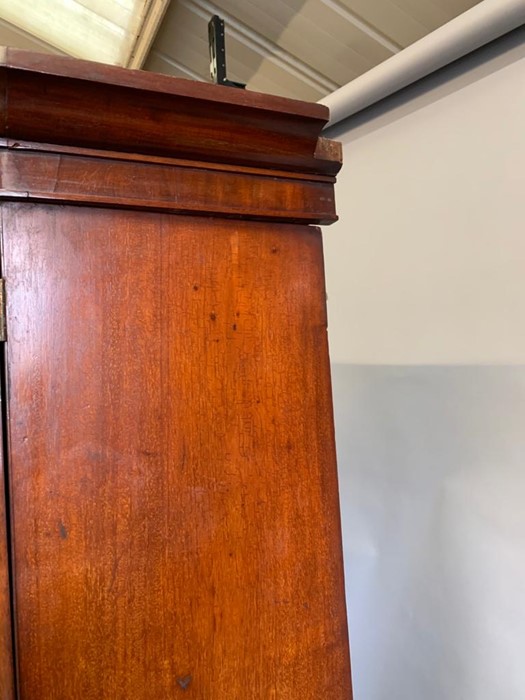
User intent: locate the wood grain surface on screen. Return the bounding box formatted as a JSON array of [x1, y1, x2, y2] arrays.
[[0, 48, 341, 176], [2, 203, 351, 699], [0, 46, 329, 120], [0, 147, 337, 225]]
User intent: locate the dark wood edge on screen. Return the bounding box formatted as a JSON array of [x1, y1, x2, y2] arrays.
[[0, 148, 338, 225]]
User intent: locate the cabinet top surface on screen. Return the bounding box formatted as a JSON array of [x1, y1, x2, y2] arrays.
[[0, 46, 328, 122], [0, 46, 341, 176]]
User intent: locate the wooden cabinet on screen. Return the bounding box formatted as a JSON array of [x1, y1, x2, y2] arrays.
[[0, 48, 351, 699]]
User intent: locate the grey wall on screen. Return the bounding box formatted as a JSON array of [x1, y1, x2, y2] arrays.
[[323, 28, 525, 700]]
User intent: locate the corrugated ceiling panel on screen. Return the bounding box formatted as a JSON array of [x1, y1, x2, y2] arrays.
[[205, 0, 352, 86], [336, 0, 431, 45], [245, 66, 323, 102], [188, 0, 338, 90], [0, 0, 168, 67], [389, 0, 451, 30], [0, 0, 136, 64], [206, 0, 394, 67], [0, 0, 484, 102], [0, 18, 63, 55], [432, 0, 481, 14], [279, 0, 395, 75], [144, 0, 335, 100], [146, 1, 212, 77], [145, 0, 482, 100], [145, 51, 203, 80]]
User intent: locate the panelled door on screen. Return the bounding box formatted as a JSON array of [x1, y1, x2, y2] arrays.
[[0, 202, 350, 699]]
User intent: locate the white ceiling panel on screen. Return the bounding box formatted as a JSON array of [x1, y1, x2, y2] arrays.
[[145, 0, 482, 100], [0, 0, 168, 67], [0, 17, 64, 55], [0, 0, 483, 102], [337, 0, 433, 44], [389, 0, 451, 29], [150, 1, 212, 76]]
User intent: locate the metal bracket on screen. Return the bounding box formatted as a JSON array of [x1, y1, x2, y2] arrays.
[[208, 15, 246, 90]]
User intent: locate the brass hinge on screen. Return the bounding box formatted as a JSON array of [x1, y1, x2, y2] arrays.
[[0, 279, 6, 342]]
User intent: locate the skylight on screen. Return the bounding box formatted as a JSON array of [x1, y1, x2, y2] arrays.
[[0, 0, 169, 67]]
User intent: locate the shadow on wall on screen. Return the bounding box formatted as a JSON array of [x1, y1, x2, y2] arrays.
[[331, 363, 525, 700]]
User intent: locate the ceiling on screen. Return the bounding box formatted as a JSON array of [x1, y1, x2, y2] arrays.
[[0, 0, 482, 102]]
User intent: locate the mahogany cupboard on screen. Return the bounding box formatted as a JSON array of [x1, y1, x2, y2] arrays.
[[0, 48, 352, 699]]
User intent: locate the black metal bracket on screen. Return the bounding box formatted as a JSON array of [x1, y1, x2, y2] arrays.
[[208, 15, 246, 89]]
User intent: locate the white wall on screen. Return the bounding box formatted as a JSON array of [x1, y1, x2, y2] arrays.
[[325, 27, 525, 366], [323, 27, 525, 700]]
